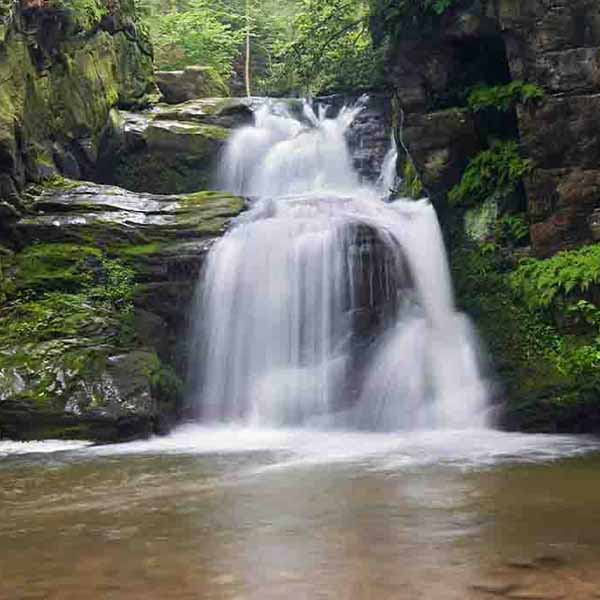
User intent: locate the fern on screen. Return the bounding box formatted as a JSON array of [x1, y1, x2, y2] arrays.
[[510, 245, 600, 311], [448, 141, 533, 207], [468, 81, 545, 113]]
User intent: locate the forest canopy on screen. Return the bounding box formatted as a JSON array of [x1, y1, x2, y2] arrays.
[[137, 0, 386, 96]]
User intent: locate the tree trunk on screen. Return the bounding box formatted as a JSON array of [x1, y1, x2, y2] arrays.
[[245, 0, 252, 97]]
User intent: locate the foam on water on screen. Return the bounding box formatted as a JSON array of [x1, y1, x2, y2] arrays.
[[76, 426, 600, 472], [0, 439, 93, 457]]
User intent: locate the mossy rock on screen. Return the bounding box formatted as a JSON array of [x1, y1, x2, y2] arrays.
[[156, 66, 229, 104], [0, 250, 182, 442], [1, 179, 242, 441], [16, 181, 245, 247], [100, 111, 231, 195], [451, 242, 600, 433], [0, 346, 180, 442], [0, 0, 156, 214]]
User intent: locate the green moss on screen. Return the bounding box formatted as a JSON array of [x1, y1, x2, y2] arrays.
[[399, 159, 424, 199], [0, 242, 140, 413], [182, 190, 244, 211], [452, 242, 600, 432], [0, 0, 156, 197], [14, 243, 102, 295], [111, 243, 164, 258]]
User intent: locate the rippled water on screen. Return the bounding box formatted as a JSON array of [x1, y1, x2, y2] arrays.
[[3, 428, 600, 599]]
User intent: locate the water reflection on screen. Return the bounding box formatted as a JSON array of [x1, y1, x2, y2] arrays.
[[2, 429, 600, 599]]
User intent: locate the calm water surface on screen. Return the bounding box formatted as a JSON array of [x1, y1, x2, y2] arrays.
[[3, 427, 600, 600]]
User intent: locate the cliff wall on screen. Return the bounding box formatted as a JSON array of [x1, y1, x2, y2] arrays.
[[0, 0, 157, 223]]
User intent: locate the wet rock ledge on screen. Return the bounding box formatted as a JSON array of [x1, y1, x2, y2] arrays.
[[0, 180, 245, 442]]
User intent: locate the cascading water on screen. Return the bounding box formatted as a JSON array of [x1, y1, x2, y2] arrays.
[[188, 99, 489, 430]]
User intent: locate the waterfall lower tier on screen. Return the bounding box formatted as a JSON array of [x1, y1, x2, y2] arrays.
[[187, 99, 489, 430]]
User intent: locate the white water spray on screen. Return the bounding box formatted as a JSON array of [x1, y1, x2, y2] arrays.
[[189, 100, 489, 430]]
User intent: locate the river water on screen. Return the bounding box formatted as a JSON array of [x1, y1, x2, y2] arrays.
[[3, 428, 600, 600]]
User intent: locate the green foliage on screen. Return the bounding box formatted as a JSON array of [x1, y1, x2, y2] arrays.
[[508, 245, 600, 382], [452, 242, 600, 432], [510, 245, 600, 311], [424, 0, 454, 14], [369, 0, 457, 40], [271, 0, 384, 95], [448, 141, 533, 207], [90, 258, 135, 307], [49, 0, 107, 32], [142, 0, 244, 76], [145, 354, 184, 405], [398, 159, 424, 199], [139, 0, 301, 93], [492, 214, 529, 247], [468, 80, 545, 112], [139, 0, 396, 95]]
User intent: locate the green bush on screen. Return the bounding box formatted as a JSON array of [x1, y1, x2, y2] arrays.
[[452, 242, 600, 420], [509, 246, 600, 381], [143, 0, 244, 76], [510, 245, 600, 311], [448, 141, 533, 207], [492, 214, 529, 247], [467, 81, 545, 112]]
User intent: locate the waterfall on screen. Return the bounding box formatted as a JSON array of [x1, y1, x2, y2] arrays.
[[377, 133, 399, 199], [188, 99, 489, 430]]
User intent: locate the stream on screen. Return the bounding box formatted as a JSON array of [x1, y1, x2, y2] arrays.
[[3, 429, 600, 599]]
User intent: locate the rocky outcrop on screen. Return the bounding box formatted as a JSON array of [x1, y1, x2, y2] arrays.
[[0, 180, 245, 441], [98, 98, 255, 194], [376, 0, 600, 433], [380, 0, 600, 256], [0, 0, 158, 219], [156, 66, 229, 104]]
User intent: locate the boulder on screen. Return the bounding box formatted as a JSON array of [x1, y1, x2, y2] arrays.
[[0, 179, 245, 442], [156, 66, 229, 104], [97, 102, 247, 195]]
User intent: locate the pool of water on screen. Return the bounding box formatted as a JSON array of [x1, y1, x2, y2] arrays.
[[3, 427, 600, 599]]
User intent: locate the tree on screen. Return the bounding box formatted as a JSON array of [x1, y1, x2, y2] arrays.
[[271, 0, 384, 96]]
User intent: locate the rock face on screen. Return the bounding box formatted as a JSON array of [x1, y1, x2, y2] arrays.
[[0, 180, 245, 441], [345, 95, 393, 183], [156, 66, 229, 104], [376, 0, 600, 433], [380, 0, 600, 256], [0, 0, 157, 221], [98, 98, 254, 194]]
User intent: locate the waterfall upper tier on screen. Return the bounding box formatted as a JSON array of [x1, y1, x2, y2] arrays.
[[188, 99, 489, 430]]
